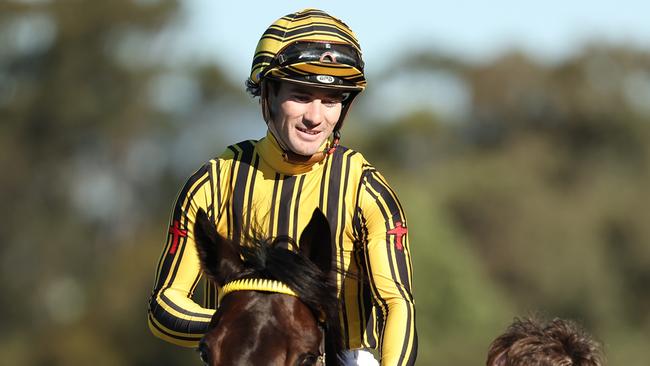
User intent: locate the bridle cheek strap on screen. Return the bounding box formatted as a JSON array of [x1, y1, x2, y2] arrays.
[[316, 324, 327, 365]]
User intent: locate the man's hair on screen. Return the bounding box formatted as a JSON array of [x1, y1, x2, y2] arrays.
[[486, 317, 605, 366], [245, 78, 261, 97], [245, 79, 281, 99]]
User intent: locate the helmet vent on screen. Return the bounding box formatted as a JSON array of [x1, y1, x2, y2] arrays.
[[319, 52, 337, 64]]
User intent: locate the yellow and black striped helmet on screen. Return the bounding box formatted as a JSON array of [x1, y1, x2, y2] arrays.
[[249, 8, 366, 92]]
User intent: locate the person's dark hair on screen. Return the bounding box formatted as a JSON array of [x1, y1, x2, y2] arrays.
[[486, 317, 605, 366], [245, 77, 260, 97], [246, 78, 282, 98]]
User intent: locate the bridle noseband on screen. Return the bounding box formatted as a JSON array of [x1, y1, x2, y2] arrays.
[[219, 278, 327, 365]]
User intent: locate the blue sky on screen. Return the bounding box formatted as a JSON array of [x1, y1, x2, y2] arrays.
[[174, 0, 650, 80]]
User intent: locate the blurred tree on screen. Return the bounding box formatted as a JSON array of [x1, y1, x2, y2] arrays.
[[0, 0, 242, 364], [359, 43, 650, 365], [2, 1, 650, 363]]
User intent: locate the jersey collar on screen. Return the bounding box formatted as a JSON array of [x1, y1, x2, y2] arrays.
[[257, 131, 328, 175]]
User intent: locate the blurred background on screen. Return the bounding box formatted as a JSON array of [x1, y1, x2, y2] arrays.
[[1, 0, 649, 364]]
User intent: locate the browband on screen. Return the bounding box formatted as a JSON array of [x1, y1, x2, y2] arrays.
[[221, 278, 327, 324], [221, 278, 297, 298]]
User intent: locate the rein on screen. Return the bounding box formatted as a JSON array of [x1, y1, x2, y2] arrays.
[[220, 278, 327, 365]]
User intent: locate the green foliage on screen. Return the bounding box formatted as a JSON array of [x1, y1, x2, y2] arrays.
[[2, 2, 650, 364], [359, 46, 650, 364], [0, 1, 237, 364]]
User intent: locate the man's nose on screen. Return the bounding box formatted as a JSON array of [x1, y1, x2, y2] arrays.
[[303, 100, 323, 126]]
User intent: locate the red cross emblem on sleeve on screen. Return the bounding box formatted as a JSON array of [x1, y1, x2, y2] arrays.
[[387, 221, 407, 251], [168, 220, 188, 255]]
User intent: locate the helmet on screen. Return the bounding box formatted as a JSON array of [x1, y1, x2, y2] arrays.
[[249, 9, 366, 163], [249, 8, 366, 92]]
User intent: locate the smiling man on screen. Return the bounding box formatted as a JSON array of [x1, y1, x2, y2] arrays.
[[267, 83, 348, 157], [147, 8, 417, 366]]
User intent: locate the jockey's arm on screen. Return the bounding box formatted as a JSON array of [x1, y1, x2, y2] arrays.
[[359, 168, 418, 366], [147, 162, 216, 347]]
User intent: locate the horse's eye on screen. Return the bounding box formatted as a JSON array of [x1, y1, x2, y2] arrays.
[[297, 353, 318, 365], [197, 343, 210, 365], [199, 350, 209, 365]]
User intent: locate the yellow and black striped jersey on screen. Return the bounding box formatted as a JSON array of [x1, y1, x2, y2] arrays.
[[148, 132, 417, 365]]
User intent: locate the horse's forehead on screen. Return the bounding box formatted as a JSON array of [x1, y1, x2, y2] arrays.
[[265, 295, 322, 348], [202, 293, 322, 364], [211, 293, 320, 339], [220, 292, 314, 321]]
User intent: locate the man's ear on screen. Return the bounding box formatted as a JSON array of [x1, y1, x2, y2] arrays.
[[298, 208, 333, 274], [194, 209, 242, 286]]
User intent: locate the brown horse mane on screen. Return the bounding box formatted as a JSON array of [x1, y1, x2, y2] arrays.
[[227, 231, 345, 365]]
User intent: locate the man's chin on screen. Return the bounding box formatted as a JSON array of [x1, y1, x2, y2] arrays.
[[289, 146, 320, 157], [288, 141, 324, 157], [291, 150, 318, 157]]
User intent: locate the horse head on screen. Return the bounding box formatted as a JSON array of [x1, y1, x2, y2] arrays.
[[193, 208, 342, 366]]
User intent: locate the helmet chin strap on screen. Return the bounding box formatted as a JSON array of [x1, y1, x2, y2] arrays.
[[281, 129, 340, 165]]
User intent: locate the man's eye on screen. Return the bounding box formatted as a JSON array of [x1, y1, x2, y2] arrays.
[[298, 353, 318, 365], [293, 94, 311, 102], [322, 98, 342, 106]]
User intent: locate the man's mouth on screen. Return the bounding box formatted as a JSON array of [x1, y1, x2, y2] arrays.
[[296, 126, 320, 135]]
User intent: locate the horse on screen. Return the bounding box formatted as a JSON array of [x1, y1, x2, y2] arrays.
[[193, 208, 344, 366]]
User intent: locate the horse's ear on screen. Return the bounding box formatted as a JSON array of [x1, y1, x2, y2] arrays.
[[194, 209, 242, 286], [298, 208, 332, 273]]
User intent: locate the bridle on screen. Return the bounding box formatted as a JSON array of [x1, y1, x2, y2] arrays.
[[219, 278, 327, 365]]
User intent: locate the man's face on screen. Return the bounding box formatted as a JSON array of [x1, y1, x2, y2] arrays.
[[268, 82, 346, 156]]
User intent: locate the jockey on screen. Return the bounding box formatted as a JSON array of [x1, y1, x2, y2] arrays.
[[147, 8, 417, 366]]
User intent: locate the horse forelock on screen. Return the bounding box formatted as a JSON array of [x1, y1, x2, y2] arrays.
[[233, 232, 345, 364]]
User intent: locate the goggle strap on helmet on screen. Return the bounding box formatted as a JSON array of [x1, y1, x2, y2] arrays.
[[261, 81, 271, 123], [332, 90, 359, 131]]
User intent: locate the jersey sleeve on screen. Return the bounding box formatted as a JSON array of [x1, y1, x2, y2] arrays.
[[147, 160, 221, 347], [357, 167, 418, 366]]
